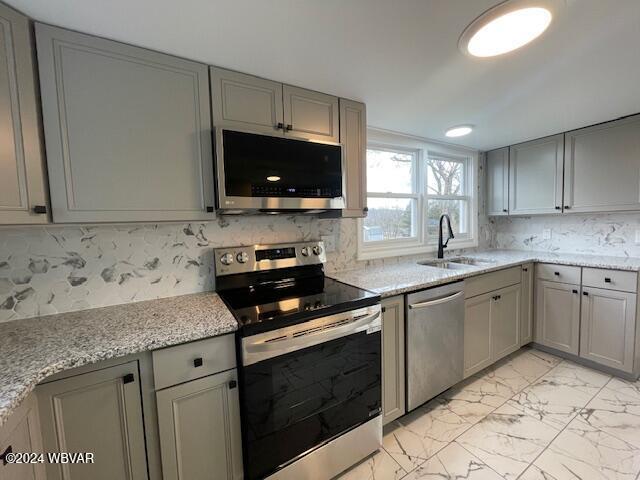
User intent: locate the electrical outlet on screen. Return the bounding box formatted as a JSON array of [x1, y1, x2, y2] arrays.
[[321, 235, 336, 253], [542, 229, 552, 240]]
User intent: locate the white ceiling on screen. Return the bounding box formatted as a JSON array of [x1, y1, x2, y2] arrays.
[[8, 0, 640, 150]]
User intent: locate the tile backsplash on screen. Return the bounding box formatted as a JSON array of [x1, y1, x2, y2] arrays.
[[491, 212, 640, 257]]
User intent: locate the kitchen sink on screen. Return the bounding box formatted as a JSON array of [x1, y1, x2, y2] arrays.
[[418, 257, 496, 270]]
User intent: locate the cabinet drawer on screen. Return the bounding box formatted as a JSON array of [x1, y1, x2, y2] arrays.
[[536, 263, 581, 284], [583, 267, 637, 293], [153, 334, 236, 390], [465, 267, 521, 299]]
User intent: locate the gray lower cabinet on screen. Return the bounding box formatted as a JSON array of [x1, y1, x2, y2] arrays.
[[35, 24, 215, 223], [580, 286, 637, 373], [464, 292, 493, 378], [156, 369, 243, 480], [535, 280, 581, 355], [520, 263, 534, 345], [564, 115, 640, 213], [210, 67, 284, 135], [36, 361, 148, 480], [0, 3, 48, 225], [0, 394, 45, 480], [381, 295, 405, 425], [486, 147, 509, 216], [340, 99, 367, 218], [282, 84, 339, 142], [509, 134, 564, 215]]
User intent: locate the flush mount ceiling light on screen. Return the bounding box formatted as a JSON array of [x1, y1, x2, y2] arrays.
[[445, 125, 474, 137], [266, 176, 281, 182], [459, 0, 555, 57]]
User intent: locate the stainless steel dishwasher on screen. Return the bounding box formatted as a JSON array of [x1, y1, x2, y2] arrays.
[[406, 281, 464, 411]]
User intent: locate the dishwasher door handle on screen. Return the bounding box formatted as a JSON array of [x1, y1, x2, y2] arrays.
[[408, 291, 463, 310]]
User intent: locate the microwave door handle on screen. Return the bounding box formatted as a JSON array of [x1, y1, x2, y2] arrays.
[[242, 310, 381, 366], [408, 291, 463, 309]]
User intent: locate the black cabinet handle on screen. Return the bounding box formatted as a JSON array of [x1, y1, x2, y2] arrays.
[[32, 205, 47, 214], [286, 124, 293, 131], [193, 357, 203, 368], [554, 272, 560, 276], [1, 445, 12, 465], [381, 306, 386, 313], [604, 277, 611, 283], [363, 207, 369, 213], [522, 267, 528, 272], [502, 209, 508, 213], [555, 206, 561, 210], [583, 291, 589, 296], [572, 289, 578, 294], [564, 205, 571, 209], [276, 122, 284, 130], [123, 373, 135, 384], [229, 380, 237, 389], [493, 295, 501, 301], [206, 206, 214, 213]]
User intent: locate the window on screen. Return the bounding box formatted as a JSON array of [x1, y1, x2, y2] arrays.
[[359, 137, 477, 259]]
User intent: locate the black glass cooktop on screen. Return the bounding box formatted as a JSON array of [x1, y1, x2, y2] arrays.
[[218, 272, 379, 337]]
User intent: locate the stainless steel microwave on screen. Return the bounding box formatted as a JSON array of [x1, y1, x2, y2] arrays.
[[215, 129, 345, 214]]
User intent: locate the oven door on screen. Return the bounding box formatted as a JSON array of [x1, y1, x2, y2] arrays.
[[238, 307, 382, 480], [216, 128, 345, 212]]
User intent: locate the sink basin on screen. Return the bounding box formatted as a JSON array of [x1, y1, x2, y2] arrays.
[[418, 257, 496, 270]]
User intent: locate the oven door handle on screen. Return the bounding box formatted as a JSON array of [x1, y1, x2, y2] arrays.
[[241, 308, 381, 366]]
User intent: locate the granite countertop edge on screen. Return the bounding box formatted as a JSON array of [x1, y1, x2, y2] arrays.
[[0, 291, 238, 427]]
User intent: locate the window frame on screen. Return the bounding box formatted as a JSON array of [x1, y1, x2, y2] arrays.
[[358, 132, 478, 260]]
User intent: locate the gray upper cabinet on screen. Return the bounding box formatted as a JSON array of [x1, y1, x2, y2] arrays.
[[36, 24, 215, 223], [156, 369, 243, 480], [283, 84, 339, 142], [509, 134, 564, 215], [580, 286, 636, 373], [36, 361, 148, 480], [564, 115, 640, 213], [0, 4, 48, 225], [340, 99, 367, 217], [486, 147, 509, 216], [210, 67, 284, 135]]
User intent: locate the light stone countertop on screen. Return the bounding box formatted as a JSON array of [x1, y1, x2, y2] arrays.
[[0, 292, 237, 427], [329, 249, 640, 298]]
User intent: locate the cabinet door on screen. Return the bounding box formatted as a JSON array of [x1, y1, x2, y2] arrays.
[[340, 98, 367, 218], [564, 115, 640, 213], [509, 134, 564, 215], [282, 85, 339, 142], [580, 287, 636, 373], [535, 280, 581, 355], [0, 4, 48, 224], [381, 296, 405, 425], [210, 66, 284, 135], [520, 263, 534, 345], [0, 394, 45, 480], [36, 361, 147, 480], [492, 284, 521, 361], [36, 24, 215, 223], [156, 369, 242, 480], [464, 292, 493, 378], [486, 147, 509, 216]]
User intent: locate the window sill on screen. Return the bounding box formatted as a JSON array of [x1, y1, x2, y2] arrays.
[[357, 238, 478, 261]]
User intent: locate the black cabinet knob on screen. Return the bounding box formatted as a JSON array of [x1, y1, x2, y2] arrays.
[[564, 205, 571, 209], [572, 289, 578, 294], [583, 291, 589, 296], [193, 357, 203, 368], [363, 207, 369, 212], [522, 267, 528, 272], [555, 206, 561, 210], [123, 373, 135, 384], [502, 209, 508, 212], [286, 124, 293, 131], [604, 277, 611, 283], [32, 205, 47, 214], [206, 206, 214, 213], [1, 445, 12, 465], [229, 380, 237, 389], [276, 122, 284, 130], [554, 272, 560, 276]]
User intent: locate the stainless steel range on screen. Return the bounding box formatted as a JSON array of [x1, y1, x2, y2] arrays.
[[215, 241, 382, 480]]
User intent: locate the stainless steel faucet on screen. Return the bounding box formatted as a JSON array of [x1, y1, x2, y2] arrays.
[[437, 214, 455, 258]]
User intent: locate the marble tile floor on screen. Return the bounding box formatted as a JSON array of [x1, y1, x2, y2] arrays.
[[336, 347, 640, 480]]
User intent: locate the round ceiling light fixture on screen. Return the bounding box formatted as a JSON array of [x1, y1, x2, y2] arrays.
[[445, 125, 474, 138], [459, 0, 555, 58]]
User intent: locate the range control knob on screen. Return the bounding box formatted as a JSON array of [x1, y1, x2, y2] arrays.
[[312, 245, 323, 256], [220, 253, 234, 265], [236, 252, 249, 263], [300, 246, 310, 257]]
